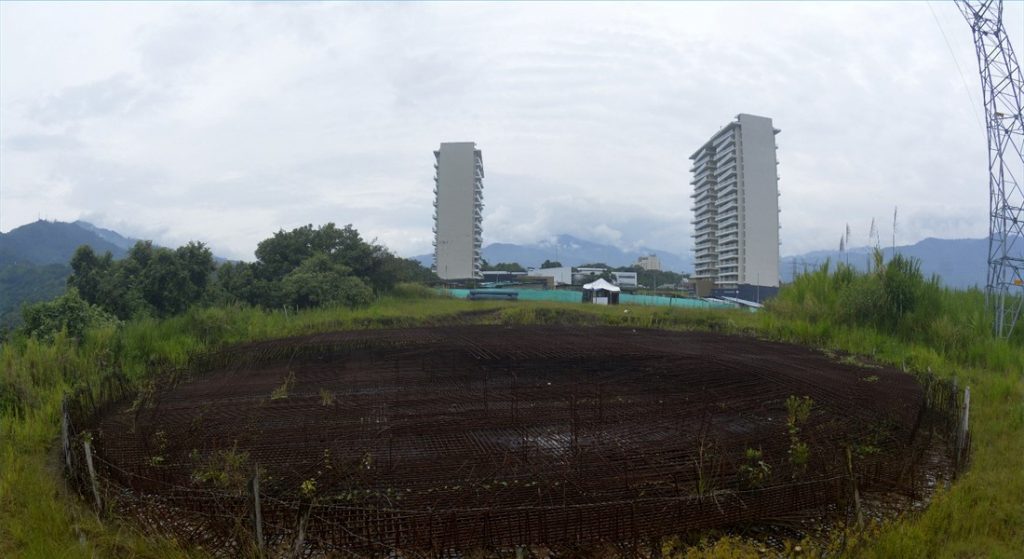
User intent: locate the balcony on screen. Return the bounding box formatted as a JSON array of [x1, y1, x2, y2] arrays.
[[716, 213, 739, 226], [717, 194, 738, 207]]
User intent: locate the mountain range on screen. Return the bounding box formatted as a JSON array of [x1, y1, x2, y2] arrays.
[[781, 238, 987, 289], [415, 234, 695, 272]]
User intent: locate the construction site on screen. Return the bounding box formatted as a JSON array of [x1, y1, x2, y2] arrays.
[[63, 325, 968, 557]]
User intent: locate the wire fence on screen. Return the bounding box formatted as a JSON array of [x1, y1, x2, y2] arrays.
[[61, 326, 971, 558]]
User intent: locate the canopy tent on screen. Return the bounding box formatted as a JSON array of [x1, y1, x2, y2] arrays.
[[582, 278, 621, 292], [581, 278, 620, 305]]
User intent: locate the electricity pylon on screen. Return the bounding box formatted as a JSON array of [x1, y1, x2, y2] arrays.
[[957, 0, 1024, 337]]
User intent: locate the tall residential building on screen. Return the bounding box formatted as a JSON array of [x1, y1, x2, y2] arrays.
[[690, 114, 780, 289], [636, 254, 662, 271], [433, 142, 484, 280]]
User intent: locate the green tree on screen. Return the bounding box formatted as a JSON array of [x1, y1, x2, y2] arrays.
[[20, 288, 118, 342], [67, 245, 114, 304], [253, 223, 396, 293], [381, 256, 438, 284], [540, 260, 563, 269], [280, 254, 373, 309], [67, 240, 216, 320], [489, 262, 526, 273], [176, 242, 215, 301]]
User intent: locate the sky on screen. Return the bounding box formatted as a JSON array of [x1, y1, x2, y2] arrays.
[[1, 1, 1022, 262]]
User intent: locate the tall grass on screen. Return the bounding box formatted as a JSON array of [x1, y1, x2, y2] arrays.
[[761, 256, 1024, 558], [1, 274, 1022, 557]]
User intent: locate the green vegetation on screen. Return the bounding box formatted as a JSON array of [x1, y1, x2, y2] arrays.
[[785, 395, 814, 479], [0, 262, 71, 330], [19, 289, 119, 342], [63, 223, 434, 322], [737, 448, 771, 490], [2, 249, 1023, 557], [481, 260, 527, 273]]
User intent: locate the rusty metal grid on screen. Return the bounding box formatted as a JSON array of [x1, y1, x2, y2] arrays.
[[67, 326, 961, 556]]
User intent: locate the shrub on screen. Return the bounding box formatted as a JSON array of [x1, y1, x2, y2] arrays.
[[20, 288, 119, 343]]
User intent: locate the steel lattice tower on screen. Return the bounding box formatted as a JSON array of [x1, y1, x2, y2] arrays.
[[957, 0, 1024, 337]]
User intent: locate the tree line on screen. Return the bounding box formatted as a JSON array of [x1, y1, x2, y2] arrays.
[[19, 223, 435, 341]]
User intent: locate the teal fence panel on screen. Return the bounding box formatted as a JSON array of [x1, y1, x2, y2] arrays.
[[440, 289, 738, 309]]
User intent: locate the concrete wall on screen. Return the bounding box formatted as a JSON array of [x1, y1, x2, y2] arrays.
[[528, 266, 573, 285], [736, 114, 780, 287]]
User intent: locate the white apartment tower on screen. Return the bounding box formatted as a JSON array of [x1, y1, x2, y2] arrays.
[[433, 142, 484, 280], [690, 114, 780, 288]]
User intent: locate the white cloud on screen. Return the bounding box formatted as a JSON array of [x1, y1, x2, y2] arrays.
[[2, 1, 1020, 262]]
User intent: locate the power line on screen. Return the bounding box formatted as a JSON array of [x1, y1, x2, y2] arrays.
[[927, 0, 985, 131]]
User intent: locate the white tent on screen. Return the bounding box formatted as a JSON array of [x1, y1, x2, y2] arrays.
[[582, 278, 620, 305], [582, 278, 621, 292]]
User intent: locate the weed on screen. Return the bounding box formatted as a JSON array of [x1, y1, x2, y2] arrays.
[[270, 370, 296, 400], [737, 448, 772, 489], [319, 388, 334, 406], [190, 444, 250, 491]]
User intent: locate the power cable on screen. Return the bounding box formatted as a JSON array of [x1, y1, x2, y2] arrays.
[[926, 0, 985, 131]]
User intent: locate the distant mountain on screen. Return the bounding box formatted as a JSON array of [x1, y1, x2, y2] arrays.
[[783, 237, 988, 289], [415, 234, 694, 273], [414, 234, 989, 289], [0, 220, 139, 328], [73, 220, 137, 251], [0, 219, 129, 266]]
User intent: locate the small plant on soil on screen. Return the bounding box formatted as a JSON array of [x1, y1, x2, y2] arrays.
[[191, 444, 250, 490], [786, 395, 814, 478], [319, 388, 334, 406], [737, 447, 772, 489], [270, 370, 296, 400], [147, 430, 169, 466], [300, 478, 317, 497]]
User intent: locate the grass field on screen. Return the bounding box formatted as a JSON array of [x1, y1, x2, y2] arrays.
[[1, 275, 1022, 558]]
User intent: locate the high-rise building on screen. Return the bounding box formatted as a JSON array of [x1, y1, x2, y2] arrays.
[[433, 142, 484, 280], [690, 114, 780, 289], [636, 254, 662, 271]]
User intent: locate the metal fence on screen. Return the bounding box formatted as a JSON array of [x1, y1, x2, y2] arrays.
[[61, 326, 971, 558]]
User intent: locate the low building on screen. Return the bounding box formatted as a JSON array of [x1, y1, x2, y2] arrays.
[[611, 271, 638, 288], [527, 266, 573, 286], [481, 270, 527, 284], [573, 267, 607, 285]]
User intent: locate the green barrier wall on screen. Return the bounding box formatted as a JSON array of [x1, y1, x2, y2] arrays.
[[442, 289, 738, 309]]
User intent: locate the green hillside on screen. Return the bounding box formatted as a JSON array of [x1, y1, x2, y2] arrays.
[[0, 221, 132, 330]]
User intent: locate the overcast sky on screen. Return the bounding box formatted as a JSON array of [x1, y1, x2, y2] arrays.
[[2, 1, 1021, 261]]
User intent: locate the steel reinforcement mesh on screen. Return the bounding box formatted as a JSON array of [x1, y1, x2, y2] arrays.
[[70, 326, 958, 556]]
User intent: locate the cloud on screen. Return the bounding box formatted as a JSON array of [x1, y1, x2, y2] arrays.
[[1, 1, 1020, 263], [2, 133, 81, 152]]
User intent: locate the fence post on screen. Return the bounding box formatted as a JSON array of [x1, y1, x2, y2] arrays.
[[60, 395, 73, 475], [250, 466, 264, 556], [957, 386, 971, 469], [846, 446, 863, 528], [83, 437, 103, 513], [291, 500, 313, 559]]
